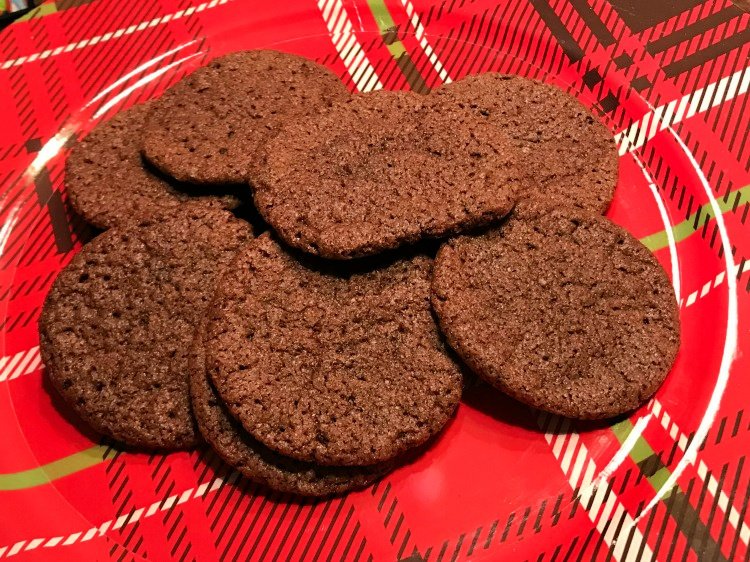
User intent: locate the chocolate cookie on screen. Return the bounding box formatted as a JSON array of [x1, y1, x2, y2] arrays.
[[431, 204, 680, 419], [206, 233, 463, 465], [66, 103, 241, 230], [39, 206, 254, 449], [252, 90, 520, 259], [434, 74, 618, 213], [142, 50, 350, 185], [190, 325, 388, 496]]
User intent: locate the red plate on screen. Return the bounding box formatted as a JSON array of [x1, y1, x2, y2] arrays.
[[1, 1, 749, 560]]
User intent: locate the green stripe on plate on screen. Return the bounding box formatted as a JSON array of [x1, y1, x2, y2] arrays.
[[639, 183, 750, 251], [610, 419, 677, 496], [16, 3, 57, 21], [366, 0, 397, 31], [0, 444, 112, 491], [366, 0, 406, 57]]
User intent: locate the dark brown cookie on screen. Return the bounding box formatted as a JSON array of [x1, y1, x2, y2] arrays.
[[433, 74, 618, 213], [252, 90, 520, 259], [431, 204, 680, 419], [66, 103, 242, 230], [142, 50, 350, 185], [206, 233, 463, 466], [39, 206, 254, 449], [190, 324, 389, 496]]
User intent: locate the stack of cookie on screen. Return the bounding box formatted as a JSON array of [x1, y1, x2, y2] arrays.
[[40, 49, 680, 496]]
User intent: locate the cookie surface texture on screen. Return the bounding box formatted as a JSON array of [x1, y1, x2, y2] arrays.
[[206, 233, 464, 465], [434, 73, 618, 213], [142, 50, 350, 185], [66, 103, 241, 230], [39, 206, 254, 449], [431, 204, 680, 419], [190, 326, 388, 496], [252, 90, 519, 259]]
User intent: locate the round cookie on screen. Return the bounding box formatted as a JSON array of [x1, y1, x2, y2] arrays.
[[66, 103, 242, 230], [434, 73, 618, 213], [189, 325, 388, 496], [206, 233, 463, 466], [431, 204, 680, 419], [252, 90, 520, 259], [39, 206, 254, 449], [142, 50, 350, 185]]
